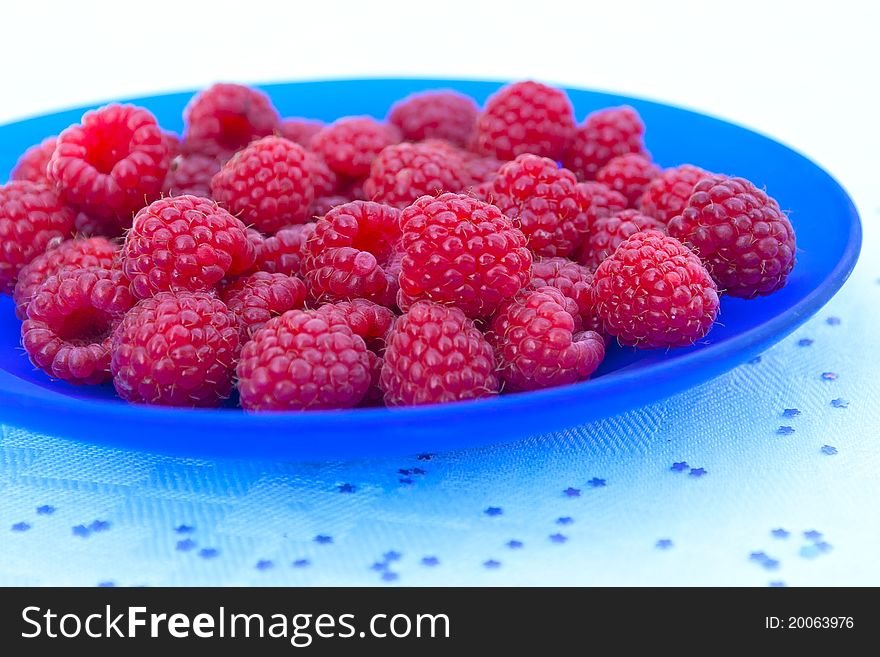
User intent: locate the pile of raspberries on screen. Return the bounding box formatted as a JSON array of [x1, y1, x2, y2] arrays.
[[1, 81, 796, 411]]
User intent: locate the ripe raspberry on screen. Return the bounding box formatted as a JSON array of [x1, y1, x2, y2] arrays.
[[362, 142, 467, 209], [162, 131, 182, 158], [13, 236, 119, 320], [313, 299, 395, 352], [488, 155, 591, 258], [220, 271, 307, 338], [309, 117, 401, 178], [596, 153, 660, 207], [11, 136, 57, 184], [178, 137, 236, 163], [563, 106, 647, 181], [306, 152, 339, 197], [398, 193, 532, 318], [579, 209, 666, 270], [362, 350, 385, 407], [578, 181, 627, 232], [490, 286, 605, 391], [339, 177, 367, 201], [211, 136, 315, 233], [301, 201, 402, 305], [73, 212, 120, 239], [529, 257, 600, 333], [122, 195, 256, 299], [22, 267, 134, 385], [236, 309, 371, 411], [48, 104, 170, 227], [668, 176, 796, 298], [0, 181, 76, 294], [388, 90, 478, 147], [111, 291, 240, 406], [463, 154, 503, 185], [163, 153, 221, 198], [280, 118, 325, 145], [474, 81, 575, 161], [591, 230, 719, 348], [638, 164, 712, 224], [311, 195, 349, 217], [380, 301, 499, 406], [250, 223, 316, 277], [184, 83, 280, 151]]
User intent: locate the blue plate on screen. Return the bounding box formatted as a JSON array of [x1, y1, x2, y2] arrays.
[[0, 79, 862, 459]]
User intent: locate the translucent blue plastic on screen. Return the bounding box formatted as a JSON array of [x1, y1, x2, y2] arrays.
[[0, 79, 862, 459]]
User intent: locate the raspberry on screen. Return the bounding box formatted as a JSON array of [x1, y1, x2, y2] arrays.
[[163, 153, 221, 198], [398, 193, 532, 318], [638, 164, 712, 224], [48, 104, 170, 227], [579, 209, 666, 270], [474, 81, 575, 161], [529, 257, 600, 333], [596, 153, 660, 207], [178, 137, 236, 163], [250, 223, 316, 277], [339, 177, 367, 201], [362, 350, 385, 406], [488, 155, 591, 258], [380, 301, 499, 406], [314, 299, 395, 347], [301, 201, 402, 305], [236, 309, 371, 411], [11, 136, 57, 184], [388, 90, 478, 147], [362, 142, 467, 209], [162, 131, 182, 158], [668, 176, 796, 298], [111, 291, 240, 406], [220, 271, 307, 338], [463, 154, 503, 185], [0, 181, 76, 294], [311, 195, 349, 216], [490, 286, 605, 390], [184, 83, 280, 151], [563, 106, 647, 181], [309, 117, 401, 178], [306, 151, 339, 197], [280, 118, 324, 145], [211, 136, 315, 233], [13, 237, 119, 320], [578, 181, 627, 232], [591, 230, 719, 348], [22, 267, 134, 385], [122, 195, 256, 299]]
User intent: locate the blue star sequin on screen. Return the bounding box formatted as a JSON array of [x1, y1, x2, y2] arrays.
[[821, 445, 838, 456], [798, 338, 814, 347], [11, 522, 31, 532], [381, 571, 399, 582], [689, 467, 707, 478], [556, 517, 573, 526], [831, 398, 849, 408], [412, 467, 427, 476], [255, 559, 274, 571], [421, 556, 439, 567], [176, 538, 196, 552], [587, 477, 606, 488], [655, 539, 673, 550], [763, 558, 780, 570], [821, 372, 838, 381], [383, 550, 402, 562], [777, 426, 795, 435], [36, 505, 55, 515], [563, 487, 581, 498], [198, 548, 219, 559], [506, 540, 523, 549], [826, 317, 841, 326], [484, 507, 503, 517], [174, 524, 195, 534], [337, 483, 356, 493], [549, 533, 567, 544], [749, 551, 780, 569], [749, 551, 768, 562], [671, 462, 689, 472], [399, 477, 414, 485], [370, 561, 388, 572], [398, 469, 412, 476], [89, 520, 111, 532], [815, 541, 833, 553], [483, 559, 501, 569], [804, 530, 823, 541], [771, 528, 790, 539], [292, 559, 310, 568], [314, 535, 333, 545], [416, 453, 433, 461], [72, 524, 90, 537], [782, 408, 801, 418]]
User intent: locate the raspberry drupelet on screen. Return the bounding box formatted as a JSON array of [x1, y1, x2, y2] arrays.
[[163, 153, 222, 198], [249, 223, 316, 277], [309, 117, 401, 178], [22, 267, 134, 385], [388, 90, 479, 147], [638, 164, 712, 224], [48, 104, 170, 230], [362, 142, 468, 209], [397, 193, 532, 319], [313, 299, 396, 352], [11, 136, 57, 184], [380, 301, 499, 406], [596, 153, 661, 207], [220, 272, 307, 339], [577, 181, 628, 234], [529, 257, 601, 334], [563, 106, 647, 181], [578, 209, 666, 271], [184, 83, 280, 151]]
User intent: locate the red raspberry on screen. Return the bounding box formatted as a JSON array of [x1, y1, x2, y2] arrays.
[[563, 106, 647, 181], [162, 131, 182, 157], [306, 151, 339, 197], [11, 136, 57, 184], [490, 286, 605, 391], [122, 195, 256, 299], [488, 155, 591, 258], [311, 195, 349, 217], [380, 301, 499, 406], [529, 257, 600, 334], [579, 209, 666, 270], [22, 267, 134, 385], [163, 153, 221, 198], [220, 271, 307, 339], [638, 164, 712, 224], [362, 350, 385, 407], [178, 137, 236, 163], [339, 177, 368, 201], [73, 212, 120, 239], [591, 230, 719, 348], [474, 81, 575, 161], [313, 299, 395, 352], [184, 83, 280, 151], [463, 154, 504, 185], [301, 201, 402, 305], [578, 181, 627, 233], [13, 237, 119, 320], [388, 90, 478, 147], [111, 291, 240, 406], [236, 309, 371, 411], [0, 181, 76, 294], [280, 118, 324, 145], [309, 117, 401, 178], [362, 142, 467, 209], [48, 104, 170, 227], [211, 136, 315, 233], [668, 176, 796, 298], [398, 193, 532, 318], [250, 223, 316, 277], [596, 153, 660, 207]]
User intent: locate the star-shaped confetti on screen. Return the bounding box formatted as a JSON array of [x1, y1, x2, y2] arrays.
[[89, 520, 111, 532], [798, 338, 814, 347], [587, 477, 606, 488], [749, 551, 768, 562], [804, 530, 823, 541], [821, 372, 838, 381], [671, 462, 689, 472], [821, 445, 838, 456], [381, 571, 399, 582], [337, 483, 356, 493], [556, 517, 573, 526], [198, 548, 219, 559], [370, 561, 389, 572], [176, 538, 196, 552], [782, 408, 801, 418], [771, 528, 790, 539], [36, 505, 55, 515], [655, 539, 673, 550], [826, 317, 841, 326], [72, 524, 91, 538], [398, 469, 412, 476], [292, 559, 310, 568], [174, 524, 195, 534], [421, 556, 439, 567], [412, 467, 427, 476], [416, 453, 434, 461], [506, 540, 523, 549], [383, 550, 402, 562], [483, 559, 501, 569], [484, 507, 503, 517], [763, 558, 780, 570], [831, 398, 848, 409], [777, 426, 795, 435], [549, 533, 568, 544], [399, 477, 414, 485], [11, 522, 31, 532], [563, 487, 581, 498], [314, 534, 333, 545], [255, 559, 274, 571], [689, 467, 707, 478], [815, 541, 833, 553]]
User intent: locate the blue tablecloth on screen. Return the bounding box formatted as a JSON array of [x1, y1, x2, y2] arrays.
[[1, 198, 877, 587]]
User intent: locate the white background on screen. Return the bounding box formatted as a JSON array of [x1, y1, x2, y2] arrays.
[[3, 0, 878, 201]]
